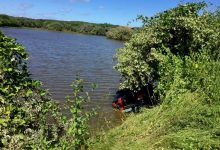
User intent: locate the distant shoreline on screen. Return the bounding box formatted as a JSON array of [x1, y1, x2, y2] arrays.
[[0, 14, 134, 41], [0, 26, 107, 38]]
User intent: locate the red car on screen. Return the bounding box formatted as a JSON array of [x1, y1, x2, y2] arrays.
[[112, 84, 155, 112]]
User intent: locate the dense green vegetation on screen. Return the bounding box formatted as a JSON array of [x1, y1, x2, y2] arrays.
[[0, 30, 95, 149], [0, 14, 133, 40], [106, 26, 133, 41], [89, 2, 220, 149], [0, 14, 118, 36]]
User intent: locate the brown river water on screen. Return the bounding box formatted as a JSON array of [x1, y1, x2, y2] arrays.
[[1, 27, 125, 129]]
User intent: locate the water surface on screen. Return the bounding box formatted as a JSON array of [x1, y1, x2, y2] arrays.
[[1, 27, 123, 126]]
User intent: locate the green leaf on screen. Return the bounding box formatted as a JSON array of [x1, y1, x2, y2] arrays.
[[40, 90, 46, 96], [26, 89, 33, 97], [8, 68, 13, 72]]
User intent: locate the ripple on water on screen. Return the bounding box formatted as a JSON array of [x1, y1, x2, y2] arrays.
[[0, 27, 124, 126]]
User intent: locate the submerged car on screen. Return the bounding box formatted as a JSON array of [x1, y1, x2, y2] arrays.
[[112, 83, 155, 112], [112, 89, 135, 111]]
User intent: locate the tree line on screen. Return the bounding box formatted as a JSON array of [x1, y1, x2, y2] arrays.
[[0, 14, 133, 40]]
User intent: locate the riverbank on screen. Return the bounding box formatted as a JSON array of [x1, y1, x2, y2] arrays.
[[89, 86, 220, 149], [0, 14, 133, 41], [1, 26, 108, 38]]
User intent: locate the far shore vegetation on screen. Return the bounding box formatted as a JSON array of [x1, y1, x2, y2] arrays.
[[0, 14, 133, 41]]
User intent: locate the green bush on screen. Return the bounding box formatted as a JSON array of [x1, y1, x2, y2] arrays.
[[115, 2, 220, 90], [0, 30, 55, 148], [106, 26, 133, 41]]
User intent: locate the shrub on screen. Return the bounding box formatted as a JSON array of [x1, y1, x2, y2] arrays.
[[0, 30, 56, 148], [115, 2, 220, 90], [106, 26, 133, 41]]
